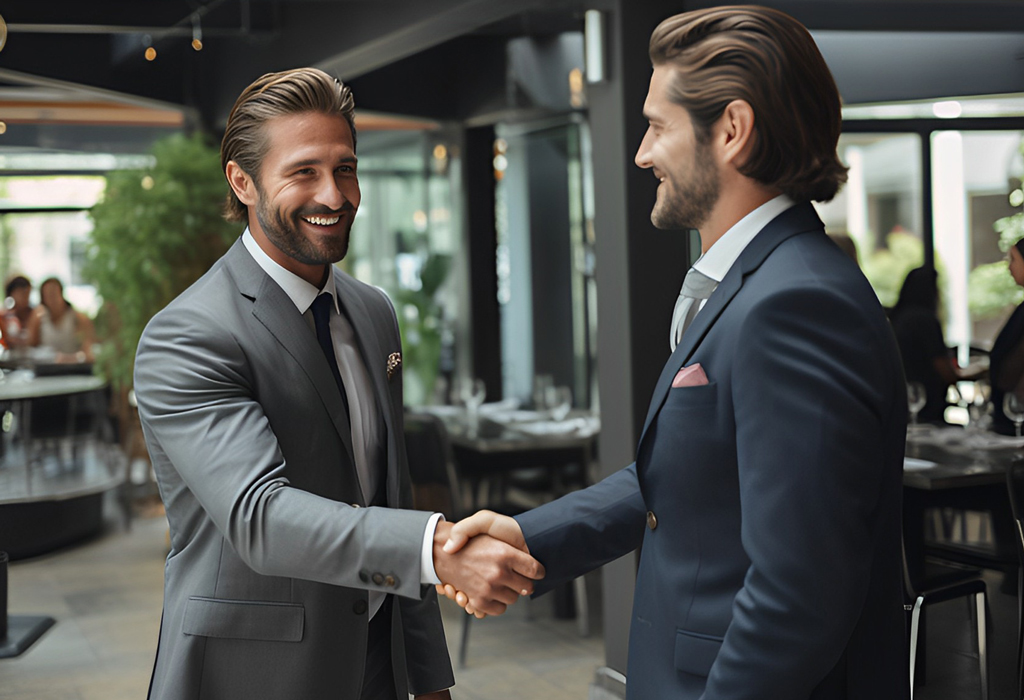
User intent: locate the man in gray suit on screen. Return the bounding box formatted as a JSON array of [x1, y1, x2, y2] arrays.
[[134, 67, 542, 700]]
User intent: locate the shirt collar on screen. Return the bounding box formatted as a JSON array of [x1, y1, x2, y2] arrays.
[[241, 228, 338, 314], [692, 194, 796, 282]]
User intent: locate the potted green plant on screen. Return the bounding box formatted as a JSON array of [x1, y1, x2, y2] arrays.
[[85, 132, 237, 452]]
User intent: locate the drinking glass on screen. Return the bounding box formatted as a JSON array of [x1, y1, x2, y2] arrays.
[[1004, 393, 1024, 438], [906, 382, 926, 427]]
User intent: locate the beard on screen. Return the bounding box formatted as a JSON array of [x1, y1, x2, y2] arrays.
[[254, 186, 354, 266], [651, 139, 720, 231]]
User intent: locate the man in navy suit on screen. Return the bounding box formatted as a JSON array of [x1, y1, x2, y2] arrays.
[[440, 6, 908, 699]]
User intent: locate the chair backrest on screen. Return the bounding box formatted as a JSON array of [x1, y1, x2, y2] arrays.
[[1006, 459, 1024, 564], [403, 411, 464, 520]]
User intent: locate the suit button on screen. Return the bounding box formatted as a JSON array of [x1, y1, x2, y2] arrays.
[[384, 575, 396, 588], [647, 511, 658, 530], [372, 573, 384, 585], [353, 599, 367, 615], [359, 569, 370, 583]]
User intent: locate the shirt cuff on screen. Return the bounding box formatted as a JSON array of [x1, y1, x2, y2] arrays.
[[420, 512, 445, 585]]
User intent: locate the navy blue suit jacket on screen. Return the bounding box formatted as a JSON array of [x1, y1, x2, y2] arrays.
[[516, 203, 909, 699]]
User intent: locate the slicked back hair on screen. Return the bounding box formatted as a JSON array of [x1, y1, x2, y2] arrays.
[[220, 67, 357, 222], [649, 5, 848, 202]]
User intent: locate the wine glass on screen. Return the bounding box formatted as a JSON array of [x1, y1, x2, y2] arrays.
[[1004, 393, 1024, 438], [453, 377, 487, 432], [545, 385, 573, 421], [906, 382, 926, 428]]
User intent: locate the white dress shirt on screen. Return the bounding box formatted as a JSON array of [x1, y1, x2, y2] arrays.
[[242, 230, 442, 620]]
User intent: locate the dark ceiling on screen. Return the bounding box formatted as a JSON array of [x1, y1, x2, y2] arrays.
[[0, 0, 1022, 146]]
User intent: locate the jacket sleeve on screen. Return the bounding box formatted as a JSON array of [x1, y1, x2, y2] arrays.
[[703, 285, 904, 698], [514, 463, 647, 596], [134, 303, 433, 600]]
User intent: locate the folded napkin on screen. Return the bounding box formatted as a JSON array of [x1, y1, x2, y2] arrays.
[[903, 457, 938, 471]]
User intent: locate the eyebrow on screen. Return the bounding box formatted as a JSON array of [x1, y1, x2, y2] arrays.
[[284, 155, 358, 170]]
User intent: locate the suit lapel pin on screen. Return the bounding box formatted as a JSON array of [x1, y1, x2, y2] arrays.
[[387, 352, 402, 381]]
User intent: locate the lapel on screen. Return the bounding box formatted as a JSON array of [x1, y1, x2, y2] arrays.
[[222, 240, 357, 471], [333, 271, 401, 507], [636, 202, 825, 451]]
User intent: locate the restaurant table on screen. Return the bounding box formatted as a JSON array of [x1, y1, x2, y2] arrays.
[[903, 429, 1020, 585], [413, 405, 598, 510], [0, 372, 109, 493]]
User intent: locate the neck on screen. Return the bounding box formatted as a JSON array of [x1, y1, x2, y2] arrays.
[[698, 179, 781, 254]]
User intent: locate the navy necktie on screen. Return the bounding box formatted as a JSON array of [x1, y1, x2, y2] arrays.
[[311, 293, 351, 419]]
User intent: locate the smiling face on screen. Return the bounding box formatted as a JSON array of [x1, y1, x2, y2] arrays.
[[1010, 246, 1024, 287], [634, 65, 720, 231], [234, 111, 360, 285]]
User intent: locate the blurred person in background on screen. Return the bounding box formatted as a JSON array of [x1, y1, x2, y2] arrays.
[[1, 274, 33, 349], [990, 239, 1024, 434], [889, 267, 963, 424], [26, 276, 94, 363]]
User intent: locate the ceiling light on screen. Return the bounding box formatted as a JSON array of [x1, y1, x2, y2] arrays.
[[143, 34, 156, 61], [191, 14, 203, 51], [933, 101, 962, 119]]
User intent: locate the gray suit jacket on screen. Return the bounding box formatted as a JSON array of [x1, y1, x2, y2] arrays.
[[135, 238, 453, 700]]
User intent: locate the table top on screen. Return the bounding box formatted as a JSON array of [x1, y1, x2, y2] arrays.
[[0, 373, 107, 401], [411, 405, 599, 454], [903, 427, 1018, 490]]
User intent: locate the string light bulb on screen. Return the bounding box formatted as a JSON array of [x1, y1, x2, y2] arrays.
[[143, 34, 156, 61], [0, 12, 7, 53], [191, 14, 203, 51], [0, 122, 7, 135]]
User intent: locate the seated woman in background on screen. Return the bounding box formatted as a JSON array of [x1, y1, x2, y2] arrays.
[[990, 239, 1024, 434], [890, 266, 965, 424], [26, 277, 95, 363], [1, 275, 33, 349]]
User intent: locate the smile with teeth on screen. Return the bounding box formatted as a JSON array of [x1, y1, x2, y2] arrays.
[[303, 215, 341, 226]]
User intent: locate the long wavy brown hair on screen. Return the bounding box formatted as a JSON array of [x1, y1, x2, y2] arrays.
[[649, 5, 848, 203]]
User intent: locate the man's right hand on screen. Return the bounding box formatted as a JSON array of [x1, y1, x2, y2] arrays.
[[434, 510, 532, 617], [431, 517, 543, 617]]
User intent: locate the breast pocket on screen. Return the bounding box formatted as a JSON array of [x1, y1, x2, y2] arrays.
[[675, 628, 723, 677], [666, 381, 718, 406], [182, 596, 304, 642]]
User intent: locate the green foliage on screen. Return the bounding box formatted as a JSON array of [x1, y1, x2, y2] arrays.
[[969, 260, 1024, 318], [393, 253, 452, 405], [861, 230, 925, 308], [970, 137, 1024, 319], [84, 132, 237, 390]]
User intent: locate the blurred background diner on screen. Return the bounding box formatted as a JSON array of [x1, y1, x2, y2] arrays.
[[0, 1, 1023, 699]]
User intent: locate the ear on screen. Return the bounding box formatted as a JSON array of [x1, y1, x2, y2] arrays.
[[714, 100, 757, 170], [225, 161, 258, 207]]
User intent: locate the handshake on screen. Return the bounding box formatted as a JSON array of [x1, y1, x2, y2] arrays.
[[431, 510, 544, 618]]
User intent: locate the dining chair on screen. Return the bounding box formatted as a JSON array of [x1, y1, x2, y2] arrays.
[[1005, 459, 1024, 700], [903, 538, 989, 700], [403, 411, 590, 667]]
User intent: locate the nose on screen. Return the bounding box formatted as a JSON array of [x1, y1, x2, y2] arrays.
[[635, 128, 654, 169], [314, 174, 346, 211]]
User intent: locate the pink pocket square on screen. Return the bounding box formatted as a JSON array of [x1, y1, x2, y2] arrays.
[[672, 363, 708, 388]]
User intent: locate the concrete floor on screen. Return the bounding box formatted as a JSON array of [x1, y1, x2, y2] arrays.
[[1, 499, 1019, 700]]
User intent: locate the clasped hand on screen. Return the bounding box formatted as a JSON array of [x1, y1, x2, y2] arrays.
[[432, 510, 538, 618]]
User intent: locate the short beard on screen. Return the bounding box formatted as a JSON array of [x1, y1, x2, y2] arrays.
[[254, 185, 353, 266], [651, 139, 720, 231]]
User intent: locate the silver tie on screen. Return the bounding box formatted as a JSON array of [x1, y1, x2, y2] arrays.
[[669, 267, 718, 351]]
